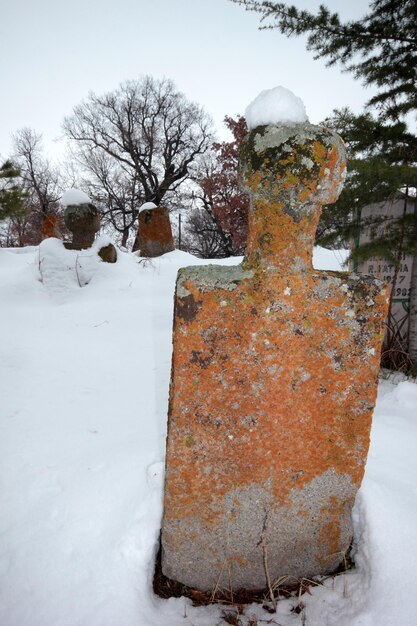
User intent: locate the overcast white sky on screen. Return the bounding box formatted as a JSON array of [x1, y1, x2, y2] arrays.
[[0, 0, 373, 161]]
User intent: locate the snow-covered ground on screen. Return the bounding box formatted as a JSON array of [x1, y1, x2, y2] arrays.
[[1, 241, 416, 626]]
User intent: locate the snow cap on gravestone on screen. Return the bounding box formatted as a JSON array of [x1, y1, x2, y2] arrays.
[[139, 202, 158, 213], [245, 85, 309, 130], [61, 188, 92, 207], [61, 188, 101, 251], [242, 86, 346, 209]]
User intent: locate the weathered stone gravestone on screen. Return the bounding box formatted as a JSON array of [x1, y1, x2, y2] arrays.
[[161, 105, 388, 591], [63, 195, 101, 251], [62, 189, 117, 262], [134, 203, 175, 257]]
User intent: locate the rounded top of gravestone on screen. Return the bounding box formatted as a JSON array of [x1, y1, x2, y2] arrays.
[[139, 202, 158, 213], [61, 188, 91, 207], [239, 121, 346, 212], [245, 86, 308, 130]]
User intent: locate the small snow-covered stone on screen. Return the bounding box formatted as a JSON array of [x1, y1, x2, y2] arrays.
[[245, 86, 308, 130], [139, 202, 158, 213], [61, 188, 91, 207]]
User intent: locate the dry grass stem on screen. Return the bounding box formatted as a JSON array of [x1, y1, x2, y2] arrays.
[[260, 539, 277, 612]]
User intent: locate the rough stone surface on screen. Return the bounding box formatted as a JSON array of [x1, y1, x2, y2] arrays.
[[161, 122, 389, 592], [136, 206, 174, 257], [63, 203, 100, 250], [98, 243, 117, 263]]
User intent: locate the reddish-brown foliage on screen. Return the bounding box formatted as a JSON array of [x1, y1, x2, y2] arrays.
[[199, 116, 249, 255]]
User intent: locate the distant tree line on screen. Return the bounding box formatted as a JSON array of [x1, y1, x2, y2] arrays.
[[0, 76, 249, 256], [1, 7, 417, 370], [2, 2, 416, 261], [2, 1, 417, 348]]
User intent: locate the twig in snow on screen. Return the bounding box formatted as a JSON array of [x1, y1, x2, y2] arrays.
[[38, 247, 44, 282], [75, 254, 82, 287]]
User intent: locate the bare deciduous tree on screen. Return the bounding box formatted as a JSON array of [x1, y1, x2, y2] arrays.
[[63, 76, 214, 250], [73, 150, 140, 248], [183, 202, 235, 259], [184, 116, 249, 259], [12, 128, 63, 243]]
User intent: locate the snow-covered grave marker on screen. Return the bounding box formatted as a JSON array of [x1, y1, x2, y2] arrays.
[[60, 188, 117, 262], [160, 88, 389, 592], [134, 202, 175, 257], [61, 188, 101, 251]]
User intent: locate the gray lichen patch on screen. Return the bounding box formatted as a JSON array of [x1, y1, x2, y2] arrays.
[[162, 469, 355, 591], [239, 121, 346, 213], [291, 255, 311, 273], [311, 270, 386, 308], [252, 123, 332, 154], [312, 272, 344, 299], [288, 467, 355, 510], [240, 122, 336, 179], [176, 264, 253, 297], [346, 272, 386, 302], [64, 202, 93, 215]]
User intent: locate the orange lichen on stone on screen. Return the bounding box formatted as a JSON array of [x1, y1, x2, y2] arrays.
[[136, 206, 174, 257], [41, 214, 62, 239], [161, 121, 388, 592]]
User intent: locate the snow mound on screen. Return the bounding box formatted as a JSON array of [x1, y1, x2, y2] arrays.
[[139, 202, 158, 213], [2, 244, 417, 626], [37, 238, 101, 296], [37, 236, 118, 298], [392, 381, 417, 408], [245, 86, 308, 130], [61, 188, 91, 207]]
